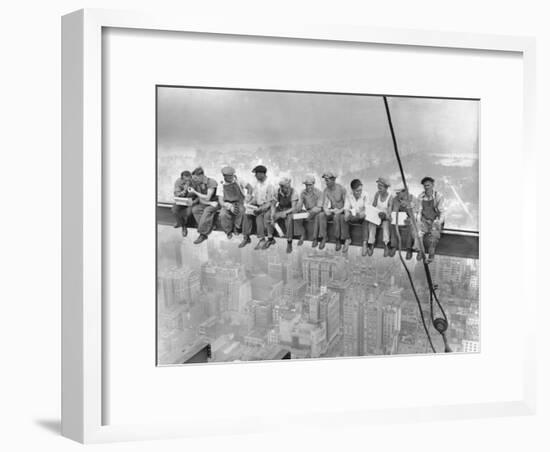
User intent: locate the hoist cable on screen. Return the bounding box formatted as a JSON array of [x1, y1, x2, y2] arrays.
[[382, 96, 451, 353], [382, 96, 436, 352], [394, 211, 436, 353]]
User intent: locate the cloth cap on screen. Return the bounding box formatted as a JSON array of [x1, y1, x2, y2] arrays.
[[279, 176, 291, 186], [376, 177, 390, 188], [252, 165, 267, 174], [421, 176, 435, 185], [322, 171, 336, 179], [302, 175, 316, 185], [221, 166, 235, 176]]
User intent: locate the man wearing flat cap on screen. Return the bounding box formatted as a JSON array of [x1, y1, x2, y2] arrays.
[[188, 166, 220, 245], [417, 176, 446, 263], [218, 166, 247, 240], [389, 187, 418, 260], [366, 177, 393, 257], [295, 175, 323, 246], [315, 172, 347, 250], [171, 170, 197, 237], [239, 165, 276, 250], [268, 177, 300, 253]]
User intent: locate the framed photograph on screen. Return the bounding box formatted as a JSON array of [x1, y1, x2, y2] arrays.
[[62, 9, 537, 443]]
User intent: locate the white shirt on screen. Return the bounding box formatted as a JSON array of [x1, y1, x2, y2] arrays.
[[344, 191, 369, 216], [251, 179, 275, 205]]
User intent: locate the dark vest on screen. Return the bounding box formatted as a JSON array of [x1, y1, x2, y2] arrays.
[[223, 181, 244, 203], [421, 198, 437, 221], [277, 188, 295, 210]]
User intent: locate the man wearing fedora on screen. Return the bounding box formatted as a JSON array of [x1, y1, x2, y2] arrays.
[[417, 176, 446, 263], [218, 166, 247, 240], [239, 165, 275, 250], [295, 175, 323, 246], [366, 177, 393, 256], [316, 172, 347, 251], [269, 177, 300, 253]]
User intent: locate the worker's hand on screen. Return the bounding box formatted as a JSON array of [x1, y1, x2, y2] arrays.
[[187, 187, 197, 195]]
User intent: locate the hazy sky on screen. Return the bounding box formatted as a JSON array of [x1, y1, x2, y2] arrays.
[[157, 87, 479, 154]]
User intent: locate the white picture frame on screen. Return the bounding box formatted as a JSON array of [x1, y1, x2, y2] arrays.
[[62, 8, 537, 443]]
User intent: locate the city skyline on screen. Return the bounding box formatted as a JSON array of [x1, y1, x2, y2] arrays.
[[157, 226, 479, 365]]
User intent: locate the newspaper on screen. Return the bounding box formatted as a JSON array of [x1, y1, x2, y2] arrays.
[[292, 212, 309, 220], [174, 197, 192, 206], [364, 205, 382, 225]]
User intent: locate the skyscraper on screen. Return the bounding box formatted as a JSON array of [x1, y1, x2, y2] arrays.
[[158, 266, 199, 309], [302, 254, 345, 293]]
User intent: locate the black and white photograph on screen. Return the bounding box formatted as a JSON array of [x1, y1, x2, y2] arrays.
[[156, 86, 479, 365]]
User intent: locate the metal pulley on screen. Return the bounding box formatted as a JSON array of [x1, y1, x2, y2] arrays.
[[433, 318, 453, 353]]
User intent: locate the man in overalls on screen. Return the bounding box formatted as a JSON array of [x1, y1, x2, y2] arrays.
[[417, 176, 446, 263], [269, 177, 299, 253], [188, 167, 220, 245], [367, 177, 393, 257], [218, 166, 247, 240], [171, 170, 196, 237]]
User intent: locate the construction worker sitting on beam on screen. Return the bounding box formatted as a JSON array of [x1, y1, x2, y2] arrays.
[[295, 175, 323, 247], [218, 166, 247, 240], [315, 172, 347, 251], [239, 165, 275, 250], [417, 176, 446, 263], [342, 178, 369, 255], [366, 177, 393, 257], [269, 177, 299, 254], [188, 167, 220, 245], [171, 170, 197, 237], [389, 187, 418, 260]]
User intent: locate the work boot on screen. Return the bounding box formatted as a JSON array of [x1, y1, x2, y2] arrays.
[[416, 250, 425, 261], [362, 241, 368, 257], [238, 236, 251, 248], [254, 238, 266, 250], [405, 248, 413, 260], [298, 236, 305, 246], [383, 244, 389, 257], [193, 234, 208, 245], [181, 226, 188, 237], [342, 239, 351, 253], [319, 237, 326, 250], [335, 241, 342, 252], [263, 237, 276, 249], [173, 223, 181, 228], [226, 232, 233, 240], [286, 241, 293, 254], [312, 239, 318, 248], [388, 246, 396, 257], [367, 244, 374, 256]]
